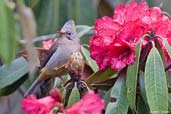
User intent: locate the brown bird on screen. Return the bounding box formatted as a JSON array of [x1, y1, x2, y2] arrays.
[[24, 20, 81, 97]]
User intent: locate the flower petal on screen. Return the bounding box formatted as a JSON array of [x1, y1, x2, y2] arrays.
[[21, 95, 56, 114], [110, 40, 136, 70], [66, 91, 104, 114]]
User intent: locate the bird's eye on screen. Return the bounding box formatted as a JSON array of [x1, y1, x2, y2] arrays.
[[66, 33, 72, 40], [67, 32, 72, 35]]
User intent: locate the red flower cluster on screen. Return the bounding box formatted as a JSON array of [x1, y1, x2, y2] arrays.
[[22, 95, 56, 114], [90, 0, 171, 71], [21, 90, 104, 114], [66, 91, 104, 114], [21, 88, 62, 114]]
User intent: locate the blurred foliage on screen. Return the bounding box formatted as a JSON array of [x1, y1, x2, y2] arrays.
[[25, 0, 97, 35], [0, 57, 29, 96], [0, 0, 18, 63]]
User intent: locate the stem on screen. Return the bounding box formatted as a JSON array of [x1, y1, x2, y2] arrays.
[[80, 80, 90, 91]]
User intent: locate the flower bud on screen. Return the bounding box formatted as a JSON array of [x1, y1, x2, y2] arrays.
[[49, 88, 62, 103]]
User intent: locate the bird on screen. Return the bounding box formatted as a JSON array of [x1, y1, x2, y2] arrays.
[[68, 51, 84, 81], [24, 20, 81, 97]]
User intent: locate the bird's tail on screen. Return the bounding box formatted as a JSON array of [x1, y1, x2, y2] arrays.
[[24, 68, 53, 97], [24, 77, 42, 97]]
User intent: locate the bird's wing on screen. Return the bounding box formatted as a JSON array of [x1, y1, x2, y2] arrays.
[[45, 44, 71, 69], [24, 42, 60, 98], [41, 42, 59, 68]]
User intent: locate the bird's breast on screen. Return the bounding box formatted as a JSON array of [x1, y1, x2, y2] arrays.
[[45, 40, 81, 70]]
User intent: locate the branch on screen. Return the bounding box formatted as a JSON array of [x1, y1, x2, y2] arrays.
[[19, 34, 58, 44]]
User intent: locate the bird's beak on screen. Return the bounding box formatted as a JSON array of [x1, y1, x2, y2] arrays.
[[57, 31, 66, 35]]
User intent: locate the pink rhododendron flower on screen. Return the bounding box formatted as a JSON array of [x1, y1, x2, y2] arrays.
[[109, 39, 136, 70], [117, 20, 147, 44], [90, 0, 171, 71], [42, 39, 58, 50], [90, 35, 111, 70], [94, 16, 121, 36], [21, 88, 62, 114], [90, 16, 121, 70], [66, 91, 104, 114], [113, 0, 149, 24], [22, 89, 104, 114], [21, 95, 56, 114], [49, 88, 62, 103]]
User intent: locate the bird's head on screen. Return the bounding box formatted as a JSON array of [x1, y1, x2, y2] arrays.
[[58, 20, 78, 40]]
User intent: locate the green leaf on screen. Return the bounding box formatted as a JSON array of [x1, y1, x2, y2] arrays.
[[67, 0, 80, 23], [67, 84, 80, 107], [35, 0, 60, 35], [0, 57, 29, 96], [27, 0, 40, 8], [139, 73, 148, 105], [86, 67, 117, 84], [168, 73, 171, 89], [81, 45, 98, 72], [79, 0, 97, 25], [137, 96, 150, 114], [105, 73, 129, 114], [155, 41, 166, 67], [0, 0, 17, 63], [168, 94, 171, 114], [162, 38, 171, 58], [91, 77, 117, 90], [145, 47, 168, 114], [60, 0, 97, 25], [126, 41, 141, 110], [103, 89, 111, 108], [76, 25, 93, 38]]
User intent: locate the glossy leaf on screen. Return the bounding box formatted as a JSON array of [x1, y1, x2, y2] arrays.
[[86, 67, 117, 84], [67, 84, 80, 107], [76, 25, 93, 38], [105, 73, 129, 114], [81, 46, 98, 72], [0, 0, 17, 63], [126, 41, 141, 110], [145, 47, 168, 114], [103, 89, 111, 108], [0, 57, 29, 96]]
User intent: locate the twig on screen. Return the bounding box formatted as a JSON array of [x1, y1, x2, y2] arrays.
[[18, 86, 26, 96], [19, 34, 58, 44]]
